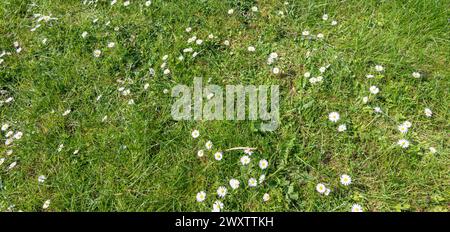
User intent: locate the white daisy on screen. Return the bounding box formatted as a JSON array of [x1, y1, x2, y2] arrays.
[[304, 72, 311, 78], [196, 39, 203, 45], [205, 141, 213, 150], [5, 131, 13, 137], [223, 40, 230, 46], [272, 67, 280, 74], [302, 30, 310, 36], [316, 183, 326, 194], [319, 66, 326, 73], [429, 147, 437, 154], [248, 178, 257, 187], [212, 200, 224, 212], [240, 155, 251, 165], [244, 148, 253, 155], [424, 108, 432, 117], [263, 193, 270, 202], [13, 131, 23, 140], [123, 1, 130, 6], [1, 123, 9, 131], [38, 175, 46, 183], [217, 186, 227, 198], [163, 69, 170, 75], [5, 138, 13, 146], [107, 42, 115, 48], [191, 130, 200, 138], [398, 124, 408, 134], [366, 74, 374, 79], [229, 178, 240, 190], [351, 204, 363, 212], [403, 121, 412, 128], [228, 9, 234, 15], [338, 124, 347, 132], [322, 14, 329, 21], [324, 188, 331, 196], [328, 112, 340, 123], [42, 199, 51, 209], [317, 33, 324, 39], [259, 159, 268, 170], [93, 49, 101, 57], [214, 152, 223, 161], [251, 6, 258, 12], [196, 191, 206, 202], [259, 174, 266, 183], [397, 139, 410, 149], [81, 31, 88, 38], [369, 86, 379, 95], [362, 96, 369, 104], [374, 107, 382, 113], [197, 150, 204, 157], [145, 1, 152, 7], [331, 20, 338, 25], [375, 65, 384, 72], [185, 27, 192, 33], [247, 46, 256, 52], [0, 158, 5, 165], [340, 174, 352, 186], [412, 72, 421, 78]]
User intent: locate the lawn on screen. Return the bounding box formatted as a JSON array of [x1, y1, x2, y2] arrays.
[[0, 0, 448, 212]]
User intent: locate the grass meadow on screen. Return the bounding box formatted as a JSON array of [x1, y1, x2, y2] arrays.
[[0, 0, 449, 212]]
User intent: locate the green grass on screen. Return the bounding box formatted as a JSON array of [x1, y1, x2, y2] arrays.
[[0, 0, 448, 212]]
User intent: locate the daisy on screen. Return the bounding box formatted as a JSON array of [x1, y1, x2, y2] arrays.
[[42, 200, 51, 209], [340, 174, 352, 186], [317, 33, 324, 39], [111, 0, 117, 5], [331, 20, 338, 26], [205, 141, 213, 150], [303, 72, 311, 78], [324, 188, 331, 196], [263, 193, 270, 202], [338, 124, 347, 132], [123, 1, 130, 6], [208, 34, 214, 39], [248, 178, 257, 187], [107, 42, 115, 48], [319, 66, 326, 73], [228, 9, 234, 15], [81, 31, 88, 38], [196, 39, 203, 45], [1, 123, 9, 131], [5, 138, 13, 146], [191, 130, 199, 138], [302, 30, 310, 36], [272, 67, 280, 74], [145, 1, 152, 7], [197, 150, 204, 157], [6, 150, 13, 156], [374, 107, 382, 113], [259, 174, 266, 183], [127, 99, 135, 105], [316, 183, 326, 194], [240, 155, 251, 165], [375, 65, 384, 72], [13, 131, 23, 140], [93, 49, 101, 57], [403, 121, 412, 128], [38, 175, 46, 183], [369, 86, 379, 95], [328, 112, 340, 123], [366, 74, 374, 79], [229, 179, 240, 190], [351, 204, 363, 212], [185, 27, 192, 33], [412, 72, 421, 78], [397, 139, 410, 149], [217, 186, 227, 198], [0, 158, 5, 165], [259, 159, 268, 169], [57, 144, 64, 152], [322, 14, 329, 21], [309, 77, 317, 83], [212, 200, 224, 212], [424, 108, 432, 117], [247, 46, 256, 52], [144, 83, 150, 90], [8, 161, 17, 170], [6, 131, 13, 137], [214, 152, 223, 161], [163, 69, 170, 75], [251, 6, 258, 12], [196, 191, 206, 202], [429, 147, 437, 154], [398, 124, 408, 134], [244, 148, 253, 156], [223, 40, 230, 46]]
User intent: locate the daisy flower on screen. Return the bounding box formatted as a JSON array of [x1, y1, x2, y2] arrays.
[[229, 179, 240, 190], [324, 188, 331, 196], [328, 112, 340, 123], [331, 20, 338, 26], [212, 200, 224, 212], [123, 1, 130, 6], [13, 131, 23, 140], [424, 108, 432, 117], [338, 124, 347, 132], [0, 158, 5, 165], [107, 42, 115, 48], [319, 66, 326, 73], [217, 186, 227, 198], [259, 174, 266, 183], [7, 161, 16, 170], [317, 33, 324, 39], [240, 155, 251, 165], [351, 204, 363, 212], [81, 31, 88, 38], [375, 65, 384, 72], [185, 27, 192, 33], [223, 40, 230, 46], [263, 193, 270, 202], [163, 69, 170, 75], [397, 139, 410, 149], [5, 138, 13, 146], [191, 130, 200, 138], [42, 200, 51, 209], [247, 46, 256, 52], [259, 159, 268, 170], [398, 124, 408, 134], [272, 67, 280, 74], [145, 1, 152, 7], [197, 150, 204, 157], [340, 174, 352, 186], [412, 72, 421, 78], [316, 183, 326, 194], [251, 6, 258, 12], [214, 152, 223, 161], [429, 147, 437, 154], [228, 9, 234, 15], [205, 141, 213, 150], [302, 30, 310, 36], [244, 148, 253, 156], [322, 14, 329, 21], [93, 49, 101, 57], [38, 175, 46, 183], [248, 178, 257, 187], [366, 74, 374, 79], [304, 72, 311, 78], [403, 121, 412, 128], [1, 123, 9, 131], [362, 96, 369, 103], [196, 191, 206, 202], [196, 39, 203, 45], [369, 86, 379, 95], [374, 107, 382, 113]]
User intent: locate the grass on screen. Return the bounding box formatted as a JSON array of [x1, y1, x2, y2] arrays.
[[0, 0, 448, 212]]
